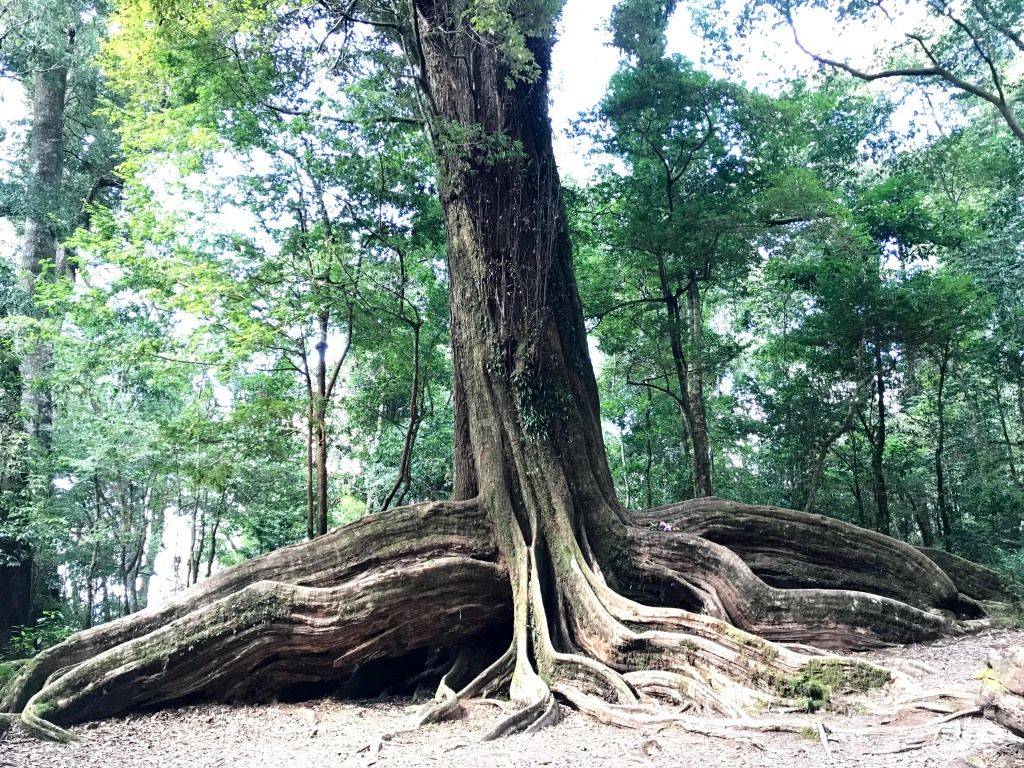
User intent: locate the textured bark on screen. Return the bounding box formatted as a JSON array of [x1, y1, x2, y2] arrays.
[[644, 497, 982, 618], [916, 546, 1011, 602], [20, 65, 68, 446], [981, 648, 1024, 737], [315, 320, 329, 536], [935, 349, 951, 541], [684, 277, 713, 497], [869, 343, 891, 535], [1, 500, 496, 716]]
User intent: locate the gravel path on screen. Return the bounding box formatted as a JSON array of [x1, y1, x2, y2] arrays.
[[3, 629, 1022, 768]]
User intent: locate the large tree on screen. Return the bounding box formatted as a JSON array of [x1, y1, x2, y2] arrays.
[[0, 0, 1007, 743]]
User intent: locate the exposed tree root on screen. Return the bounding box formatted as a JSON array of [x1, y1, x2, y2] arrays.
[[980, 648, 1024, 737], [623, 524, 972, 649], [5, 551, 508, 740], [641, 498, 987, 619], [916, 547, 1013, 603], [0, 496, 1003, 744], [0, 500, 494, 715]]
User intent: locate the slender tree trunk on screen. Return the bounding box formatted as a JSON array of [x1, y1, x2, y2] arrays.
[[935, 347, 952, 543], [101, 579, 110, 623], [870, 343, 891, 536], [315, 315, 330, 536], [138, 501, 163, 608], [654, 254, 708, 497], [20, 65, 68, 447], [1016, 376, 1024, 426], [803, 395, 859, 513], [382, 323, 422, 510], [186, 499, 199, 588], [205, 504, 221, 579], [994, 385, 1023, 492], [684, 276, 713, 496], [305, 398, 315, 539], [904, 492, 935, 548], [192, 506, 207, 586], [85, 544, 97, 629], [643, 388, 653, 508], [849, 433, 867, 527]]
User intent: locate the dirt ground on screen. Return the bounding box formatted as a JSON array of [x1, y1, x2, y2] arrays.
[[3, 629, 1023, 768]]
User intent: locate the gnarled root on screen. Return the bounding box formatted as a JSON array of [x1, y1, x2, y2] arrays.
[[916, 546, 1013, 603], [0, 494, 997, 744], [1, 500, 495, 716], [642, 498, 986, 620], [622, 525, 965, 649], [2, 505, 508, 741]]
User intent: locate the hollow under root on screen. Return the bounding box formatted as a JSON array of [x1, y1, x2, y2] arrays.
[[5, 553, 510, 742]]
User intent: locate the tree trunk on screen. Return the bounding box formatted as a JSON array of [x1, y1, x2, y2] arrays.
[[0, 538, 32, 651], [684, 276, 714, 497], [654, 253, 710, 498], [935, 347, 951, 542], [643, 388, 654, 508], [870, 343, 891, 535], [20, 65, 68, 447], [994, 385, 1023, 492], [203, 512, 220, 577], [844, 432, 868, 526], [138, 503, 164, 608], [305, 399, 315, 539], [315, 315, 330, 536], [904, 491, 935, 548], [382, 322, 422, 510]]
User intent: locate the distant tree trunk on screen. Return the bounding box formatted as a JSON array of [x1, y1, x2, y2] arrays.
[[935, 346, 952, 543], [315, 314, 329, 536], [191, 507, 207, 587], [994, 385, 1023, 492], [1016, 376, 1024, 426], [655, 254, 711, 497], [643, 388, 654, 508], [684, 276, 713, 497], [186, 498, 199, 588], [0, 538, 33, 649], [904, 492, 935, 548], [138, 503, 164, 608], [803, 393, 860, 513], [101, 579, 111, 623], [849, 432, 867, 526], [382, 322, 422, 510], [84, 544, 97, 629], [205, 503, 222, 579], [305, 398, 315, 539], [870, 342, 891, 536], [20, 65, 68, 447]]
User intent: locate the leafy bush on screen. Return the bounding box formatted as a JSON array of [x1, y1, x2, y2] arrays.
[[5, 610, 78, 659]]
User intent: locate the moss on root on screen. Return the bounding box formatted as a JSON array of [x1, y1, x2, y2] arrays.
[[775, 660, 890, 712], [0, 660, 27, 688]]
